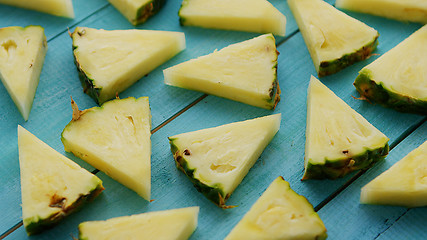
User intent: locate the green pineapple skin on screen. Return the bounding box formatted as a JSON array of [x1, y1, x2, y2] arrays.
[[72, 39, 102, 105], [133, 0, 166, 25], [354, 69, 427, 115], [318, 36, 378, 77], [169, 138, 229, 208], [303, 144, 389, 180], [24, 184, 104, 236]]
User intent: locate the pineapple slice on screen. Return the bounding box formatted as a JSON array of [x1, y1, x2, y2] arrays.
[[361, 140, 427, 208], [79, 207, 199, 240], [61, 97, 151, 200], [169, 114, 281, 208], [354, 24, 427, 115], [226, 177, 327, 240], [288, 0, 379, 77], [109, 0, 166, 25], [72, 27, 185, 104], [336, 0, 427, 24], [164, 34, 280, 110], [0, 0, 74, 18], [0, 26, 47, 121], [178, 0, 286, 36], [304, 76, 389, 180], [18, 125, 104, 235]]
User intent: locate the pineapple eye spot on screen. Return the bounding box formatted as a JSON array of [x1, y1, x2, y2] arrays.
[[1, 40, 17, 53], [210, 163, 236, 173]]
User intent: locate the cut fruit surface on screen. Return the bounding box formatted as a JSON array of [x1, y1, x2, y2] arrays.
[[288, 0, 379, 77], [169, 114, 281, 208], [179, 0, 286, 36], [0, 26, 47, 121], [79, 207, 199, 240], [0, 0, 74, 18], [18, 125, 104, 235], [336, 0, 427, 24], [225, 177, 327, 240], [361, 140, 427, 208], [109, 0, 166, 25], [61, 97, 151, 200], [354, 24, 427, 115], [72, 27, 185, 104], [164, 34, 280, 110], [304, 76, 389, 180]]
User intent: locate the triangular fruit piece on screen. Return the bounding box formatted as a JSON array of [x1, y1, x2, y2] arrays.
[[336, 0, 427, 24], [18, 125, 104, 235], [109, 0, 166, 25], [79, 207, 199, 239], [61, 97, 151, 200], [0, 26, 47, 121], [226, 177, 327, 240], [361, 140, 427, 207], [169, 114, 281, 208], [304, 76, 389, 180], [354, 25, 427, 115], [0, 0, 74, 18], [164, 34, 281, 110], [178, 0, 286, 36], [71, 27, 185, 104], [288, 0, 379, 77]]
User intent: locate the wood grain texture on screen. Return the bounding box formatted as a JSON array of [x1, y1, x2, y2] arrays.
[[1, 0, 426, 239]]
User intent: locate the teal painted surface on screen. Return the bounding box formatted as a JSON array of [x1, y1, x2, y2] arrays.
[[1, 0, 426, 239]]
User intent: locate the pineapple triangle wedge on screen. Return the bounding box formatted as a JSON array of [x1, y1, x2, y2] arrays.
[[61, 97, 151, 200], [288, 0, 379, 77], [169, 114, 281, 208], [226, 177, 327, 240], [178, 0, 286, 36], [361, 140, 427, 208], [0, 26, 47, 121], [0, 0, 74, 18], [354, 24, 427, 115], [18, 125, 104, 235], [164, 34, 280, 110], [304, 76, 389, 180], [79, 207, 199, 240], [336, 0, 427, 24], [71, 27, 185, 104]]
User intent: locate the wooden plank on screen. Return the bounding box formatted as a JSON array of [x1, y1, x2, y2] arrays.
[[0, 0, 109, 40], [0, 0, 291, 236], [376, 207, 427, 240], [317, 121, 426, 240]]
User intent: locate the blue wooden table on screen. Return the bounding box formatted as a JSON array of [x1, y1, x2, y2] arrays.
[[0, 1, 426, 239]]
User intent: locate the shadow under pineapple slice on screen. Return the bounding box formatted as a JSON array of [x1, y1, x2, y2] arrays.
[[225, 177, 327, 240], [71, 27, 185, 104], [336, 0, 427, 24], [79, 207, 199, 240], [304, 76, 389, 180], [288, 0, 379, 77], [109, 0, 166, 26], [18, 125, 104, 235], [0, 26, 47, 121], [164, 34, 280, 110], [361, 140, 427, 208], [0, 0, 74, 18], [61, 97, 151, 201], [168, 114, 281, 208], [354, 24, 427, 115], [178, 0, 286, 36]]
